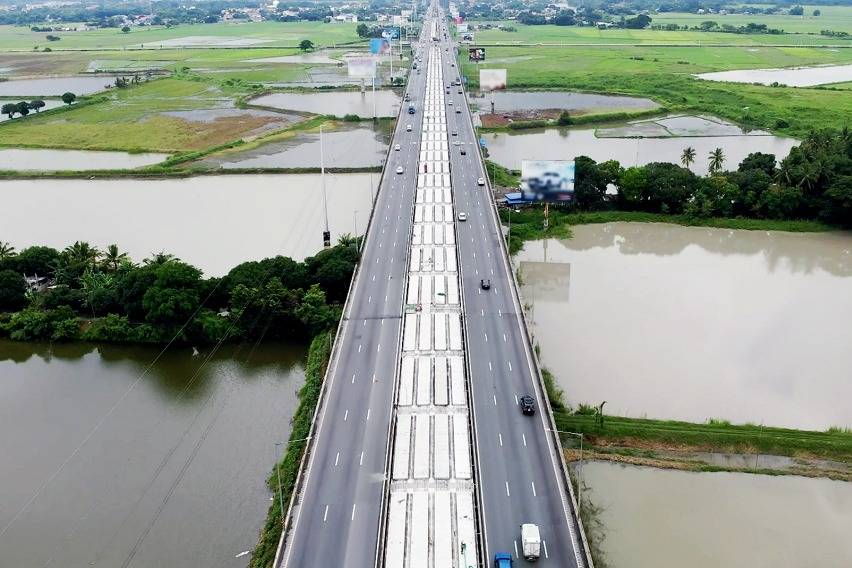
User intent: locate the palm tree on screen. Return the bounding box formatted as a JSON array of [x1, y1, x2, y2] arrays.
[[102, 244, 129, 271], [144, 251, 178, 266], [0, 241, 16, 260], [708, 148, 725, 174], [337, 233, 356, 247], [680, 146, 696, 169], [63, 241, 100, 268]]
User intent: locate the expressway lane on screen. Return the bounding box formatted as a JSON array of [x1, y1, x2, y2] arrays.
[[279, 24, 432, 568], [437, 27, 585, 568]]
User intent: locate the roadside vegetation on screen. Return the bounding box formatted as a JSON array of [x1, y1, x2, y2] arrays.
[[0, 237, 359, 344]]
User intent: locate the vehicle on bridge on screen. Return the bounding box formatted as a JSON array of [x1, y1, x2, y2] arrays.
[[408, 104, 416, 114], [521, 523, 542, 561], [494, 552, 513, 567], [520, 395, 536, 416]]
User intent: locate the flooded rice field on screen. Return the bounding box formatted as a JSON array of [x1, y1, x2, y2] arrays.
[[0, 148, 167, 170], [484, 119, 798, 175], [0, 173, 376, 275], [0, 98, 62, 120], [518, 223, 852, 430], [696, 63, 852, 86], [0, 75, 114, 96], [579, 461, 852, 568], [0, 340, 305, 568], [251, 89, 402, 118], [470, 90, 658, 119], [201, 123, 389, 169]]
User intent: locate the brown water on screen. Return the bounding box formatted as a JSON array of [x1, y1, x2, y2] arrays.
[[251, 89, 402, 118], [697, 63, 852, 87], [483, 124, 798, 175], [579, 461, 852, 568], [0, 340, 305, 568], [0, 148, 167, 170], [518, 223, 852, 430], [0, 173, 375, 276], [469, 90, 658, 114], [0, 76, 112, 96]]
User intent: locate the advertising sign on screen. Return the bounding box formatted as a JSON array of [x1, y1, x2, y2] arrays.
[[370, 38, 391, 54], [521, 160, 575, 202], [457, 23, 469, 33], [348, 57, 376, 78], [479, 68, 507, 91], [468, 47, 485, 62], [382, 27, 399, 39]]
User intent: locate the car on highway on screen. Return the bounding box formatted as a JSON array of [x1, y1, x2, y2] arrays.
[[394, 144, 401, 151], [452, 141, 461, 146], [520, 395, 536, 416], [396, 166, 404, 174], [458, 89, 462, 94], [457, 212, 467, 221], [448, 100, 453, 105], [456, 108, 461, 113], [494, 552, 513, 568], [477, 177, 485, 186], [460, 147, 466, 155], [406, 124, 412, 131], [480, 279, 491, 290], [451, 130, 458, 136]]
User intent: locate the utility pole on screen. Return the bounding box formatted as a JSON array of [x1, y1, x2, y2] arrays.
[[320, 125, 330, 247]]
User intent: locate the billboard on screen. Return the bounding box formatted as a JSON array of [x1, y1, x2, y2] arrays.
[[461, 33, 474, 43], [370, 38, 390, 54], [457, 23, 469, 33], [348, 57, 376, 78], [468, 47, 485, 62], [480, 68, 507, 92], [521, 160, 575, 202], [382, 27, 399, 39]]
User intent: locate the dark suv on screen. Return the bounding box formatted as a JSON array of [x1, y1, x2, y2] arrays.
[[520, 395, 535, 416]]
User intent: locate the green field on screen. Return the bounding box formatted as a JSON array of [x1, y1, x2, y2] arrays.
[[470, 20, 852, 45], [0, 21, 360, 50], [461, 44, 852, 136], [654, 5, 852, 34]]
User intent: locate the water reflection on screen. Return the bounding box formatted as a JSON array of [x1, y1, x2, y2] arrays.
[[519, 223, 852, 429]]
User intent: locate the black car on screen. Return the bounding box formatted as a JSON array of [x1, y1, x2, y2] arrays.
[[520, 395, 535, 416], [480, 279, 491, 290]]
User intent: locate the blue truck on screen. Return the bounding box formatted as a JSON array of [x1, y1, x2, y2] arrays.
[[494, 552, 513, 567]]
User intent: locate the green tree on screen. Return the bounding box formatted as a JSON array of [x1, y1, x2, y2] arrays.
[[708, 147, 725, 174], [296, 284, 337, 335], [617, 166, 649, 209], [813, 9, 821, 16], [80, 268, 116, 316], [0, 241, 15, 260], [102, 244, 129, 271], [556, 111, 572, 126], [61, 92, 76, 105], [11, 246, 59, 276], [299, 39, 315, 51], [738, 152, 776, 176], [1, 103, 16, 119], [0, 269, 27, 311], [29, 99, 45, 112], [680, 146, 696, 169], [142, 262, 202, 325], [356, 23, 369, 37], [16, 101, 29, 117], [143, 251, 178, 266], [121, 26, 130, 33]]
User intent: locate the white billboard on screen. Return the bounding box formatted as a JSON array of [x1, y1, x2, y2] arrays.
[[348, 57, 376, 78], [480, 68, 507, 92], [457, 23, 469, 33], [521, 160, 575, 202]]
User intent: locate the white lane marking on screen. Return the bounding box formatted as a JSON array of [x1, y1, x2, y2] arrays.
[[366, 408, 371, 421], [531, 481, 537, 497], [505, 482, 511, 497], [377, 343, 381, 352], [488, 361, 492, 371], [493, 395, 497, 406], [372, 274, 376, 281], [508, 361, 512, 372], [358, 344, 362, 353], [481, 309, 484, 317], [503, 333, 507, 342], [543, 540, 549, 559], [484, 333, 488, 342], [491, 268, 494, 275], [351, 373, 356, 384], [360, 451, 365, 466], [522, 433, 527, 447], [351, 504, 357, 521], [344, 410, 349, 421], [368, 295, 372, 303], [514, 540, 519, 559], [498, 433, 503, 447], [498, 309, 502, 317], [363, 320, 366, 327], [323, 505, 329, 522], [515, 395, 519, 405], [385, 295, 388, 303], [335, 452, 340, 466]]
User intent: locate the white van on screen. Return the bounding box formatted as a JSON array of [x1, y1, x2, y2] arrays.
[[521, 523, 541, 561]]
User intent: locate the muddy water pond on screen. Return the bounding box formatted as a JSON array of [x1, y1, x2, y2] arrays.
[[0, 148, 167, 170], [251, 89, 402, 118], [469, 90, 658, 123], [0, 340, 305, 568], [0, 76, 113, 96], [579, 461, 852, 568], [484, 121, 798, 176], [203, 123, 390, 169], [697, 63, 852, 87], [0, 173, 375, 275], [518, 223, 852, 430]]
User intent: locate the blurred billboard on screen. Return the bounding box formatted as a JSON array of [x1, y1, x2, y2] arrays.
[[480, 68, 507, 91], [370, 38, 390, 54], [382, 27, 399, 39], [348, 57, 376, 78], [468, 47, 485, 62], [521, 160, 575, 202], [457, 23, 469, 33]]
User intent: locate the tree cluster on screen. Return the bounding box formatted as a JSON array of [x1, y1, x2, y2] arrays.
[[1, 99, 45, 119], [0, 239, 361, 344], [570, 128, 852, 225]]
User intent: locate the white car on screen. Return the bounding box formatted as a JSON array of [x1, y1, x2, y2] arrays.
[[477, 177, 485, 186], [394, 144, 401, 151], [396, 166, 404, 174], [406, 124, 412, 131], [448, 100, 453, 105], [457, 212, 467, 221], [452, 140, 461, 146]]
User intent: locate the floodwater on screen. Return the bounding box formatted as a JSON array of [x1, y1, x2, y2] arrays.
[[0, 340, 305, 568], [0, 76, 112, 96], [251, 89, 402, 118], [0, 98, 62, 120], [518, 223, 852, 430], [141, 36, 272, 48], [0, 173, 376, 276], [0, 148, 167, 170], [697, 63, 852, 87], [469, 90, 658, 114], [205, 123, 389, 169], [483, 123, 798, 175], [579, 461, 852, 568]]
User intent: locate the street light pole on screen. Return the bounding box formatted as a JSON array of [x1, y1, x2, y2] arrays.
[[273, 436, 312, 525], [547, 428, 585, 512]]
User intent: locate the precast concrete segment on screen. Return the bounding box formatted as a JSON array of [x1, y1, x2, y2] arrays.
[[379, 35, 480, 568]]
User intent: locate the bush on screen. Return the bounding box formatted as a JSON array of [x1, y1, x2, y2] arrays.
[[342, 113, 361, 122], [82, 313, 134, 342], [3, 306, 78, 341], [0, 269, 27, 312]]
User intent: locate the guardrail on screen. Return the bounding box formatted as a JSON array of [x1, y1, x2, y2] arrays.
[[273, 71, 413, 568], [456, 46, 596, 568]]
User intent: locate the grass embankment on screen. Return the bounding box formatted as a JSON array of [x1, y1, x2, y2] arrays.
[[500, 208, 833, 253], [250, 333, 331, 568], [653, 6, 852, 35], [461, 44, 852, 137]]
